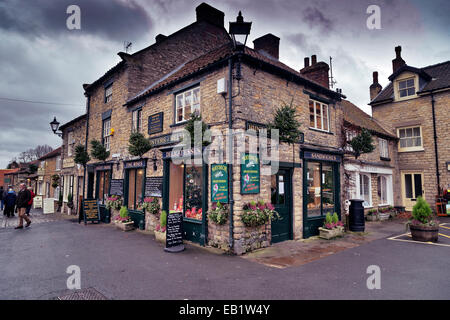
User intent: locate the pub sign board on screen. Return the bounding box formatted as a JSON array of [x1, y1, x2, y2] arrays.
[[240, 153, 260, 194], [164, 211, 185, 252], [110, 179, 124, 196], [148, 112, 163, 135], [83, 199, 100, 224], [211, 164, 228, 203]]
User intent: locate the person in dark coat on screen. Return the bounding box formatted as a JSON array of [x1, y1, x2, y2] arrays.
[[4, 188, 17, 218], [0, 186, 4, 211], [15, 183, 31, 229]]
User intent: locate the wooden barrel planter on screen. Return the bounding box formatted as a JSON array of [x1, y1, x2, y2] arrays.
[[410, 224, 439, 242]]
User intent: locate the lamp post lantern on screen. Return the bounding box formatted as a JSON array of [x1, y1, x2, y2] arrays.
[[50, 116, 62, 137], [229, 11, 252, 51]]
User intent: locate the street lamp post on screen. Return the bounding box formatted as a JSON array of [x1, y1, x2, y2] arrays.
[[50, 116, 62, 137], [227, 11, 251, 251]]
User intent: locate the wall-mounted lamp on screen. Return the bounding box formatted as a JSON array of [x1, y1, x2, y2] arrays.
[[49, 116, 62, 137], [229, 11, 252, 51]]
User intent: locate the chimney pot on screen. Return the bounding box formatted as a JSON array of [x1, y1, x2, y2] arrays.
[[372, 71, 379, 84], [392, 45, 406, 73], [311, 55, 317, 65], [395, 46, 402, 58], [155, 34, 167, 43], [304, 57, 310, 68]]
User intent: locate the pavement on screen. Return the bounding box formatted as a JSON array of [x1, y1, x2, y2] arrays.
[[1, 208, 449, 300]]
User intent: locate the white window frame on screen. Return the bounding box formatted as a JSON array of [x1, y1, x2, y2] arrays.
[[379, 138, 389, 158], [103, 118, 111, 152], [55, 156, 61, 171], [105, 84, 112, 103], [345, 129, 358, 152], [358, 173, 372, 208], [67, 131, 74, 157], [397, 77, 415, 98], [397, 126, 423, 152], [309, 100, 329, 132], [175, 86, 200, 124], [132, 108, 142, 133]]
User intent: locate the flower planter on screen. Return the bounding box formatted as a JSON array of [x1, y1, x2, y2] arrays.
[[366, 214, 378, 222], [155, 230, 166, 243], [409, 224, 439, 242], [115, 221, 134, 232], [378, 212, 390, 221], [318, 226, 344, 240]]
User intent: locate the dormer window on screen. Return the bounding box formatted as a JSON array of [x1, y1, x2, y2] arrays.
[[398, 78, 415, 98]]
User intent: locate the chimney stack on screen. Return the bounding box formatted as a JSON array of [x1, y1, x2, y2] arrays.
[[392, 45, 406, 73], [155, 34, 167, 43], [300, 55, 330, 88], [253, 34, 280, 60], [369, 71, 382, 101], [304, 57, 310, 68], [196, 3, 224, 28]]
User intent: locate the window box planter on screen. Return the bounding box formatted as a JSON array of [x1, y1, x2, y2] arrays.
[[366, 214, 379, 221], [378, 212, 390, 221], [114, 220, 134, 232], [318, 226, 344, 240]]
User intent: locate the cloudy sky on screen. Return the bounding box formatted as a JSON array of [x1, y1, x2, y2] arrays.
[[0, 0, 449, 168]]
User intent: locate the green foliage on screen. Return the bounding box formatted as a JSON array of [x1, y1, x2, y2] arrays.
[[241, 201, 279, 227], [184, 112, 210, 147], [208, 202, 229, 225], [325, 213, 333, 224], [74, 144, 90, 167], [332, 212, 339, 223], [51, 174, 60, 189], [119, 206, 129, 218], [58, 191, 63, 205], [268, 101, 302, 145], [128, 132, 152, 158], [160, 210, 167, 228], [350, 128, 375, 159], [412, 196, 433, 224], [90, 139, 110, 162], [28, 164, 38, 174]]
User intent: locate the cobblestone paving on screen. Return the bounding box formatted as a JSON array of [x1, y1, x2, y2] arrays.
[[0, 208, 76, 229]]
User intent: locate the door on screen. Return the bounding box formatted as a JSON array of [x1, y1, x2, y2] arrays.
[[401, 172, 424, 211], [271, 169, 292, 243], [303, 161, 339, 238]]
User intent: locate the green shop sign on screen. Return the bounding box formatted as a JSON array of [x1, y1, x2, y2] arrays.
[[240, 153, 260, 194], [211, 164, 228, 203]]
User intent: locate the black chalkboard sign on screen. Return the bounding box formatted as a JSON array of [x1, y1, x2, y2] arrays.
[[110, 179, 124, 196], [83, 199, 100, 224], [145, 177, 163, 197], [165, 211, 184, 252]]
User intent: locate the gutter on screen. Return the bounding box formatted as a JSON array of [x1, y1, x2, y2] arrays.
[[228, 57, 234, 250], [80, 94, 90, 223], [431, 92, 441, 194]]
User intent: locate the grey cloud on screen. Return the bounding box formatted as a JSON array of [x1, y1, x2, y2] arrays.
[[302, 7, 334, 33], [0, 0, 152, 42]]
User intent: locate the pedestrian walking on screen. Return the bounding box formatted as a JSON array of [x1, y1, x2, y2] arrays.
[[0, 186, 4, 211], [15, 183, 31, 229], [26, 187, 35, 216], [4, 187, 16, 218]]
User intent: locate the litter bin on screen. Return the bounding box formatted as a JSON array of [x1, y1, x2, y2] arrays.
[[349, 199, 365, 232]]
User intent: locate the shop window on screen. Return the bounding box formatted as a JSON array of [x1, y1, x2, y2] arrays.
[[309, 100, 329, 132], [271, 174, 285, 205], [169, 162, 203, 221], [127, 168, 144, 210], [359, 174, 371, 207], [56, 156, 61, 171], [132, 108, 142, 132], [175, 86, 200, 123], [398, 126, 422, 152], [97, 170, 110, 205], [306, 162, 335, 217], [102, 118, 111, 151], [67, 131, 74, 157], [377, 175, 388, 205]]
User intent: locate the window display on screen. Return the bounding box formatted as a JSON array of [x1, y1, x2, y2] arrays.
[[184, 165, 203, 220], [127, 168, 144, 210], [306, 162, 336, 217]]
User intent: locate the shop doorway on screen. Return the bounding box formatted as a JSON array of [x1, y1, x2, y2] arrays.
[[303, 161, 340, 238], [271, 168, 293, 243], [401, 171, 424, 211]]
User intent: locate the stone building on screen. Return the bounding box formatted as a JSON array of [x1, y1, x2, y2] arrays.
[[37, 147, 62, 202], [59, 114, 87, 215], [341, 99, 400, 211], [369, 46, 450, 211]]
